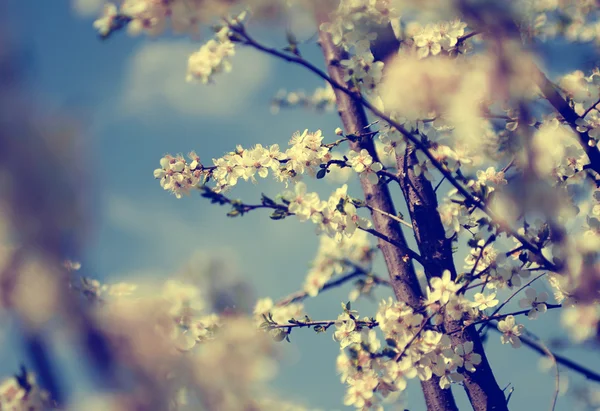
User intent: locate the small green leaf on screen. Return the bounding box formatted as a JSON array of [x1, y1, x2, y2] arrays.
[[314, 325, 325, 333], [386, 338, 398, 348], [316, 168, 327, 179]]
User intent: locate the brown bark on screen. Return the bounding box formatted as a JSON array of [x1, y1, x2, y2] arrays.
[[318, 29, 458, 411], [362, 17, 508, 410], [397, 150, 508, 411]]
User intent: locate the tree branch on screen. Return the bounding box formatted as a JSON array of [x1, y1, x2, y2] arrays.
[[489, 322, 600, 383], [535, 67, 600, 175], [315, 21, 459, 411], [275, 268, 390, 307], [229, 23, 556, 273]]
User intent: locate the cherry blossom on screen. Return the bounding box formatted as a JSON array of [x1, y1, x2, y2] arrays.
[[518, 288, 550, 320], [498, 315, 525, 348]]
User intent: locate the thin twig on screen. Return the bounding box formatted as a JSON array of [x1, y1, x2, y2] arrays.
[[477, 272, 547, 334], [275, 268, 390, 307], [454, 304, 562, 334], [522, 331, 559, 411], [434, 176, 446, 192], [365, 205, 413, 229], [582, 97, 600, 118], [394, 311, 438, 362], [359, 227, 423, 264], [490, 322, 600, 383], [269, 318, 378, 330]]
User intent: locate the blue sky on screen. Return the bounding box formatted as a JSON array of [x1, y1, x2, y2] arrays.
[[5, 1, 600, 410]]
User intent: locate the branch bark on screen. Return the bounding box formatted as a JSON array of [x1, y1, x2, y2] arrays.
[[317, 27, 458, 411], [371, 22, 509, 410], [368, 16, 509, 409], [397, 147, 508, 411]]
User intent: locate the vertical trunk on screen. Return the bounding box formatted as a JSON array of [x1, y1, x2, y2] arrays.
[[318, 29, 458, 411], [397, 149, 508, 410]]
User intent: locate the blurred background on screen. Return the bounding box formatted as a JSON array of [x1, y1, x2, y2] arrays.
[[1, 1, 600, 410]]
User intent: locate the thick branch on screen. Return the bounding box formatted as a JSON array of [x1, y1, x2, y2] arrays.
[[536, 68, 600, 175], [397, 147, 508, 411], [397, 148, 456, 279], [376, 26, 509, 407], [317, 27, 458, 411]]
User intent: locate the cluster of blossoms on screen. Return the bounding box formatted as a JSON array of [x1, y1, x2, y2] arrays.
[[271, 84, 336, 114], [491, 257, 532, 289], [186, 26, 237, 84], [153, 131, 388, 243], [408, 20, 469, 59], [78, 267, 285, 408], [345, 149, 383, 184], [153, 152, 205, 199], [253, 297, 305, 327], [424, 270, 535, 350], [333, 264, 555, 410], [153, 129, 340, 197], [334, 294, 484, 410], [532, 117, 588, 180], [320, 0, 396, 99], [282, 183, 372, 241], [426, 270, 471, 323], [304, 230, 373, 297], [0, 371, 51, 410], [519, 0, 600, 45], [376, 124, 405, 166], [464, 239, 500, 275], [93, 3, 247, 85], [474, 167, 508, 193], [339, 50, 384, 97], [85, 275, 223, 352], [426, 270, 502, 326], [559, 69, 600, 112], [320, 0, 398, 52], [190, 316, 280, 410], [92, 0, 234, 37], [74, 276, 138, 301], [437, 197, 477, 237]]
